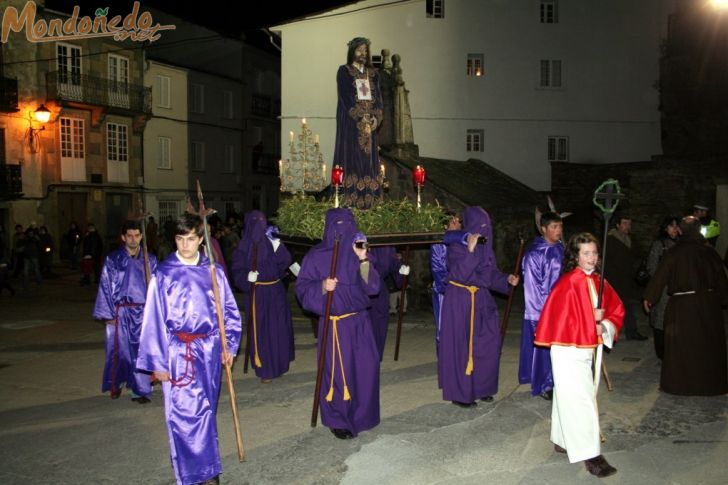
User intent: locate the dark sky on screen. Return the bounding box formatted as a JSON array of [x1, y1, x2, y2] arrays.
[[44, 0, 353, 33]]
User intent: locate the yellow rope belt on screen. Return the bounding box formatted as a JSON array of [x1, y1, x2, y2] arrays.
[[326, 312, 358, 402], [449, 280, 480, 376], [251, 279, 280, 368]]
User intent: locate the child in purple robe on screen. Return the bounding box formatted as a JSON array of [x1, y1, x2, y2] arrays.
[[295, 208, 381, 439], [439, 206, 519, 407], [137, 213, 242, 485], [519, 211, 564, 400], [231, 210, 294, 382], [93, 220, 157, 402]]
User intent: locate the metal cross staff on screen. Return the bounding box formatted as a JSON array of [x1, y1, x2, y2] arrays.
[[134, 194, 152, 285], [189, 180, 246, 462], [592, 179, 625, 393]]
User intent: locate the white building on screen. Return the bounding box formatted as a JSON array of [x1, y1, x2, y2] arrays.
[[272, 0, 675, 191], [143, 61, 189, 224]]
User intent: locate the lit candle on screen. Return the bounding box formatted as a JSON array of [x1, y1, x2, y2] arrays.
[[289, 131, 294, 144], [279, 159, 283, 174], [315, 134, 320, 145], [302, 118, 307, 126], [380, 162, 385, 178], [322, 163, 326, 178]]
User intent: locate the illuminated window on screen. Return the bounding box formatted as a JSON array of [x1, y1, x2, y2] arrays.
[[426, 0, 445, 18], [467, 54, 484, 77]]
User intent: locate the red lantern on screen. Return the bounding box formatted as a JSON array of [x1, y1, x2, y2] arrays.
[[413, 165, 426, 186], [331, 165, 344, 187]]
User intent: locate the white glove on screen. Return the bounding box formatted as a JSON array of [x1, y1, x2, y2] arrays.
[[270, 238, 281, 252], [399, 265, 410, 276], [247, 271, 259, 283], [289, 262, 301, 277]]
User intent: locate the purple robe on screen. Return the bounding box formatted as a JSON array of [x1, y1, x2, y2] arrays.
[[430, 232, 464, 355], [438, 207, 510, 403], [231, 211, 294, 380], [93, 246, 157, 396], [334, 64, 384, 209], [519, 236, 564, 395], [368, 246, 402, 360], [295, 209, 381, 436], [136, 252, 242, 485]]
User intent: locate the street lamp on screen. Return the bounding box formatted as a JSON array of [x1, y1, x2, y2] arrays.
[[29, 104, 50, 153]]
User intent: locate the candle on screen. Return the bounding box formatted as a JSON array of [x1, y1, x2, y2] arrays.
[[380, 162, 385, 178], [315, 134, 320, 145], [279, 159, 283, 174], [331, 165, 344, 186], [413, 165, 426, 186], [289, 131, 294, 144], [302, 118, 307, 126], [322, 163, 326, 178]]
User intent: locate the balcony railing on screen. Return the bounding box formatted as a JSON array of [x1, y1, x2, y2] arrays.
[[0, 163, 22, 200], [47, 71, 151, 114], [0, 77, 19, 113]]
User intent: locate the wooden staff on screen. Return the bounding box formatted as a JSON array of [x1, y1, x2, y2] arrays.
[[136, 195, 152, 285], [393, 245, 410, 361], [499, 236, 525, 338], [311, 235, 340, 428], [195, 181, 246, 462], [243, 243, 258, 374]]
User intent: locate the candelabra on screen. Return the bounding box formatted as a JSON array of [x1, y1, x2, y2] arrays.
[[279, 118, 327, 194]]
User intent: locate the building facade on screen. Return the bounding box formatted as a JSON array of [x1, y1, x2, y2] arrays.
[[273, 0, 676, 191]]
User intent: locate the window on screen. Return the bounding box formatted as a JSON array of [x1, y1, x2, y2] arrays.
[[106, 123, 129, 183], [548, 136, 569, 161], [190, 83, 205, 113], [540, 0, 558, 24], [426, 0, 444, 18], [467, 54, 484, 77], [158, 200, 181, 223], [539, 59, 562, 88], [108, 54, 129, 108], [371, 55, 383, 68], [223, 90, 233, 119], [190, 141, 205, 171], [466, 129, 484, 152], [223, 145, 235, 173], [155, 75, 170, 108], [157, 136, 171, 169], [60, 117, 86, 181], [56, 43, 82, 100]]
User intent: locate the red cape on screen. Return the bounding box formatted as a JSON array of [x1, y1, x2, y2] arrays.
[[535, 268, 624, 348]]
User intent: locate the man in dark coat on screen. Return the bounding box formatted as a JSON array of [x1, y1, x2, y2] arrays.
[[603, 215, 647, 340], [643, 216, 728, 396]]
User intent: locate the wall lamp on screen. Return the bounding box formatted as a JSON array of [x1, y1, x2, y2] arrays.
[[29, 104, 51, 154]]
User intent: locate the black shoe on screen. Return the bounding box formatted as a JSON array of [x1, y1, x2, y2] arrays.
[[628, 333, 648, 341], [584, 455, 617, 478], [480, 396, 494, 402], [110, 388, 121, 400], [554, 444, 567, 454], [452, 400, 477, 408], [331, 428, 354, 439], [198, 475, 220, 485], [539, 390, 553, 401], [131, 396, 151, 404]]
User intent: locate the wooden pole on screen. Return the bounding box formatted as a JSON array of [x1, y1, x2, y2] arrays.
[[243, 243, 258, 374], [393, 245, 410, 361], [311, 236, 340, 427], [499, 236, 525, 339]]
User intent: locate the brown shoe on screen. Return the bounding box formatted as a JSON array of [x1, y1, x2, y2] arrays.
[[584, 455, 617, 478], [554, 444, 567, 454]]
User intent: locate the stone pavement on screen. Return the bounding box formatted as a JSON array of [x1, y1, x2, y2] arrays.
[[0, 265, 727, 484]]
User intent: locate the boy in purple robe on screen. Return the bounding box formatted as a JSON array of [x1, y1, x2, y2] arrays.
[[295, 208, 381, 439], [231, 210, 294, 382], [519, 211, 564, 400], [137, 214, 242, 485], [93, 220, 157, 402], [439, 206, 519, 407], [368, 246, 408, 360]]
